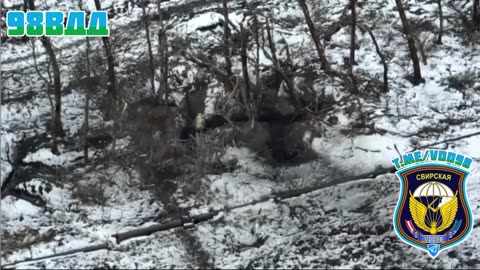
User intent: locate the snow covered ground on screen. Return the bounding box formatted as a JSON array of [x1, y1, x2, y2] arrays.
[[2, 0, 480, 268]]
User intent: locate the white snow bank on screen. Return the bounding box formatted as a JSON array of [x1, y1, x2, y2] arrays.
[[1, 196, 43, 220], [312, 133, 411, 175]]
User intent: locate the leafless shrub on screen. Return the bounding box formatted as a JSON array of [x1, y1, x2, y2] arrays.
[[446, 70, 478, 91], [117, 56, 160, 102], [1, 229, 57, 257], [174, 127, 236, 197], [446, 1, 480, 43], [193, 128, 233, 175], [72, 181, 108, 206], [278, 15, 303, 29], [445, 70, 480, 104]]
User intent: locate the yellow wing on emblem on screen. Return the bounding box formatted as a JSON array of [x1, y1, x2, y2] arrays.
[[409, 192, 430, 232], [437, 194, 458, 232]]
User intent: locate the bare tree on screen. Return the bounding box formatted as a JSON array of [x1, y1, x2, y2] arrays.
[[395, 0, 423, 85], [360, 25, 389, 92], [349, 0, 358, 93], [93, 0, 118, 153], [84, 36, 91, 163], [436, 0, 443, 44], [158, 1, 169, 104], [474, 0, 480, 30], [93, 0, 117, 119], [265, 18, 300, 107], [349, 0, 357, 69], [31, 40, 55, 123], [297, 0, 329, 71], [240, 24, 253, 125], [221, 0, 234, 92], [79, 0, 90, 162], [143, 0, 156, 97], [250, 2, 261, 124], [26, 0, 64, 154]]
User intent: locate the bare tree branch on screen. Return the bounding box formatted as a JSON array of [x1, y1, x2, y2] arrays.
[[394, 0, 424, 85], [359, 24, 389, 93], [297, 0, 329, 71]]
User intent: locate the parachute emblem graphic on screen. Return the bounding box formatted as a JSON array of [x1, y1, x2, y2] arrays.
[[409, 182, 458, 235], [392, 161, 473, 258]]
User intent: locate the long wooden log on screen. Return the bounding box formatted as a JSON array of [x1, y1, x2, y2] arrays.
[[113, 165, 397, 244], [114, 220, 182, 244], [275, 165, 396, 201], [114, 211, 221, 244], [1, 243, 109, 269], [415, 131, 480, 150]]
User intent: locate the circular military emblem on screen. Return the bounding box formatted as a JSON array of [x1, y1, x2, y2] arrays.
[[392, 150, 474, 258]]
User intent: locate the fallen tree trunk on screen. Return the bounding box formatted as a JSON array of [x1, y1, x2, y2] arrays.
[[414, 130, 480, 150], [114, 211, 220, 244], [113, 165, 396, 244], [114, 219, 183, 244], [1, 243, 109, 269], [112, 130, 480, 244]]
